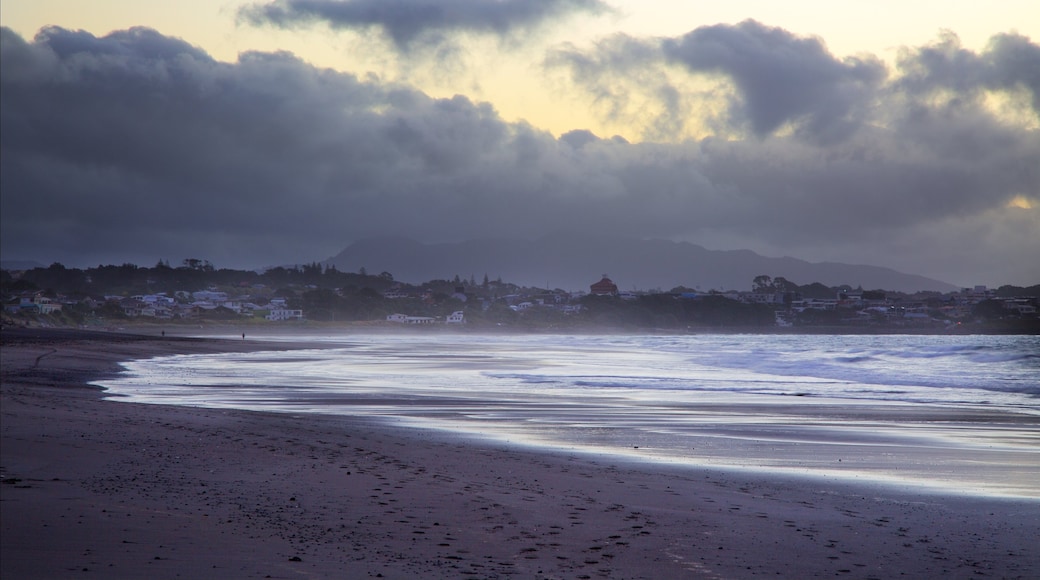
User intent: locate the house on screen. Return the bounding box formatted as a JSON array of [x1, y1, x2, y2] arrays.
[[1004, 300, 1037, 315], [745, 292, 785, 305], [383, 286, 410, 299], [267, 308, 304, 321], [790, 298, 838, 312], [386, 313, 436, 324], [133, 293, 176, 306], [136, 301, 173, 319], [122, 299, 144, 317], [192, 290, 228, 302], [4, 294, 63, 315], [590, 275, 618, 296], [34, 294, 63, 315], [450, 287, 468, 302]]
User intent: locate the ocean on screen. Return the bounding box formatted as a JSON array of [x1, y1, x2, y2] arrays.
[[96, 333, 1040, 498]]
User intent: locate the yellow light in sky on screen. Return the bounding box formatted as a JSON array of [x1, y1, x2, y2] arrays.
[[3, 0, 1039, 140], [1007, 195, 1034, 209]]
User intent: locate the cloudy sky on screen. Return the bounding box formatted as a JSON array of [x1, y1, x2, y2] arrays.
[[2, 1, 1038, 287]]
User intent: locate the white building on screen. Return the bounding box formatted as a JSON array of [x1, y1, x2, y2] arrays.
[[266, 308, 304, 321], [386, 313, 436, 324], [32, 295, 63, 315]]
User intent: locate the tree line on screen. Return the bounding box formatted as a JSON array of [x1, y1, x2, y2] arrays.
[[3, 260, 1038, 331]]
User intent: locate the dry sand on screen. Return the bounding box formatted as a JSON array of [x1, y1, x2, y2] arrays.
[[2, 328, 1037, 579]]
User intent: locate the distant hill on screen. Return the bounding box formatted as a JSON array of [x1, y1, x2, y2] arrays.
[[326, 234, 958, 293]]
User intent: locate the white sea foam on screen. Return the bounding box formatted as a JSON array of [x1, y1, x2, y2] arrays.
[[96, 333, 1040, 498]]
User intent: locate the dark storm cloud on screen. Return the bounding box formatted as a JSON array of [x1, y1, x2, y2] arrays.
[[1, 25, 1037, 284], [239, 0, 610, 49], [0, 25, 681, 267]]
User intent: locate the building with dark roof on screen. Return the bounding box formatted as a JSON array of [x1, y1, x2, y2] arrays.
[[590, 275, 619, 296]]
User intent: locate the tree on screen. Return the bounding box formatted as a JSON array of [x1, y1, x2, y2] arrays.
[[973, 299, 1007, 320], [302, 288, 342, 321], [752, 275, 773, 293], [358, 287, 382, 299], [182, 258, 213, 271], [772, 276, 797, 292], [797, 282, 834, 299], [97, 301, 128, 319]]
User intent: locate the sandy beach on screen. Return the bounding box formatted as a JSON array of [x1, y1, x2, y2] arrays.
[[2, 328, 1038, 579]]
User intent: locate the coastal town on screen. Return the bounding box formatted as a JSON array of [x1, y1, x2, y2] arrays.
[[3, 261, 1037, 333]]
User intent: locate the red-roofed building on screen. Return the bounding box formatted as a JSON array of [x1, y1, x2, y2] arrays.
[[590, 275, 618, 296]]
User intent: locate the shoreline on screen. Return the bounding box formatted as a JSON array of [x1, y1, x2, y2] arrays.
[[3, 328, 1038, 579], [7, 317, 1038, 337]]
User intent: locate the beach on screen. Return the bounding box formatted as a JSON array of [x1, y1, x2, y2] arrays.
[[2, 328, 1038, 579]]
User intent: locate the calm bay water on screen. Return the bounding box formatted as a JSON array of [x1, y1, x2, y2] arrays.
[[97, 333, 1040, 498]]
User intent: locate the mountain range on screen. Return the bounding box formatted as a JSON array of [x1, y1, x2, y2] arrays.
[[325, 234, 958, 293]]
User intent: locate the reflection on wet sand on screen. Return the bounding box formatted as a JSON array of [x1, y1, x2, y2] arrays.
[[99, 333, 1040, 498]]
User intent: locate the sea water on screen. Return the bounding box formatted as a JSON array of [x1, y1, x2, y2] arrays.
[[96, 333, 1040, 498]]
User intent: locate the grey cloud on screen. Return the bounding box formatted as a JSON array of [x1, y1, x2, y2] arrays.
[[559, 129, 599, 148], [547, 22, 1038, 212], [36, 25, 214, 62], [661, 20, 885, 141], [552, 22, 1037, 147], [1, 26, 1037, 286], [894, 31, 1040, 112], [693, 125, 1038, 240], [239, 0, 610, 49], [546, 22, 887, 143]]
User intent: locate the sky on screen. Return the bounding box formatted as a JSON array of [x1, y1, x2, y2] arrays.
[[1, 1, 1038, 288]]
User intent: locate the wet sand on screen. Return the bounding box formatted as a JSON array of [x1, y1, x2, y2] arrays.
[[2, 328, 1038, 579]]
